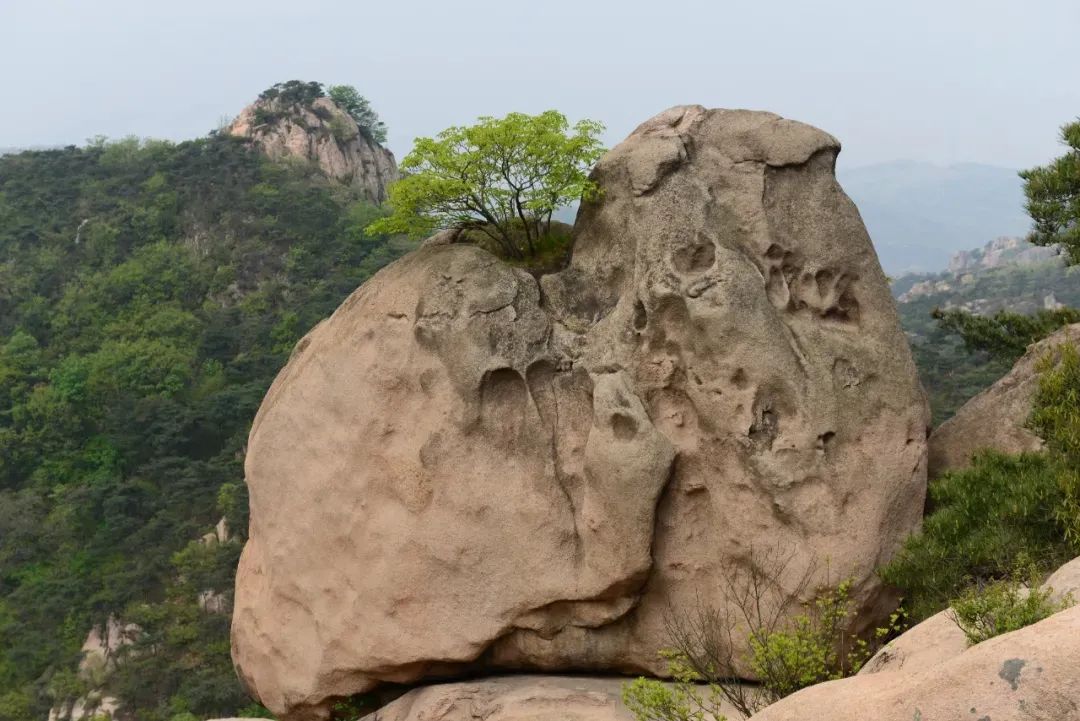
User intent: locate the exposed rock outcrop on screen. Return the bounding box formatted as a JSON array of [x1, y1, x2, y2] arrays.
[[861, 554, 1080, 677], [365, 676, 743, 721], [232, 106, 928, 720], [226, 96, 397, 203], [928, 324, 1080, 478], [747, 603, 1080, 721], [947, 236, 1062, 275], [47, 617, 137, 721]]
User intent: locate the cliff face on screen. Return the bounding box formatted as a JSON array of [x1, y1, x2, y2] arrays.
[[226, 95, 398, 203], [947, 236, 1061, 274]]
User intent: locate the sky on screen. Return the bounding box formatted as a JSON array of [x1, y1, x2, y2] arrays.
[[2, 0, 1078, 171]]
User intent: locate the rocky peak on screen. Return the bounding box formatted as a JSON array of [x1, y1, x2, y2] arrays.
[[226, 89, 398, 204], [947, 235, 1061, 274]]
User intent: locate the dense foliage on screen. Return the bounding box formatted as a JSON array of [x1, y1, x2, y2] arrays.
[[893, 258, 1080, 423], [1030, 344, 1080, 546], [880, 451, 1071, 620], [931, 306, 1080, 362], [949, 570, 1071, 645], [326, 85, 388, 144], [368, 111, 604, 259], [1021, 119, 1080, 264], [0, 134, 410, 720], [882, 343, 1080, 620]]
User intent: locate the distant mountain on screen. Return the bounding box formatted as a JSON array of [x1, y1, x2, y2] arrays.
[[839, 161, 1031, 274]]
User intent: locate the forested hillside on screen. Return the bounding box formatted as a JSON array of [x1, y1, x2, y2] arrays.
[[895, 255, 1080, 423], [0, 134, 410, 720]]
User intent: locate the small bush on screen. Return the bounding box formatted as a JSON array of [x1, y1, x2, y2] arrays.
[[252, 107, 279, 126], [880, 450, 1072, 620], [949, 571, 1072, 645], [748, 581, 879, 699], [327, 114, 356, 144], [330, 694, 374, 721], [622, 667, 725, 721], [1030, 343, 1080, 547], [625, 548, 900, 720]]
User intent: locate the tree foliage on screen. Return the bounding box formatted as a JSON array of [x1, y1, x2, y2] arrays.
[[326, 85, 387, 144], [367, 111, 605, 259], [0, 134, 409, 720], [1021, 120, 1080, 264], [257, 80, 325, 107], [931, 306, 1080, 362]]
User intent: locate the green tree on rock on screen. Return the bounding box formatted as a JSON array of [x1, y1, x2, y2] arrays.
[[367, 110, 605, 259], [1021, 119, 1080, 264], [326, 85, 388, 144]]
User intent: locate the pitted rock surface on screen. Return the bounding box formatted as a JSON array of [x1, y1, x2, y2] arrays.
[[232, 106, 929, 720], [363, 675, 748, 721]]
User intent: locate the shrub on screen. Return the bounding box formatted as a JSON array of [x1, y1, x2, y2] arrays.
[[326, 85, 387, 144], [1030, 343, 1080, 546], [258, 80, 325, 107], [624, 548, 898, 720], [622, 660, 727, 721], [882, 340, 1080, 620], [748, 581, 877, 698], [880, 450, 1072, 620], [251, 107, 279, 127], [949, 571, 1072, 645], [327, 114, 356, 144]]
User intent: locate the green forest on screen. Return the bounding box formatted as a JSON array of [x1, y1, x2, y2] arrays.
[[0, 134, 411, 720], [895, 260, 1080, 423]]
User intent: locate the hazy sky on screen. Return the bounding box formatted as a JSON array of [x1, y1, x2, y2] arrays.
[[3, 0, 1078, 171]]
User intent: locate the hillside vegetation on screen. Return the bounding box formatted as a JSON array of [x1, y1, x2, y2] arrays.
[[895, 257, 1080, 423], [0, 134, 410, 720]]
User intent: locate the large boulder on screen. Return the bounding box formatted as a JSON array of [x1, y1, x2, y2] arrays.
[[232, 106, 928, 720], [927, 324, 1080, 478], [747, 603, 1080, 721], [365, 675, 739, 721]]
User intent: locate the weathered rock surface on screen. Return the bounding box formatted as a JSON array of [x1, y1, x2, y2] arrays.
[[232, 106, 928, 720], [364, 676, 738, 721], [226, 95, 397, 203], [861, 554, 1080, 677], [1044, 555, 1080, 605], [748, 603, 1080, 721], [47, 695, 121, 721], [858, 608, 968, 676], [928, 323, 1080, 478]]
